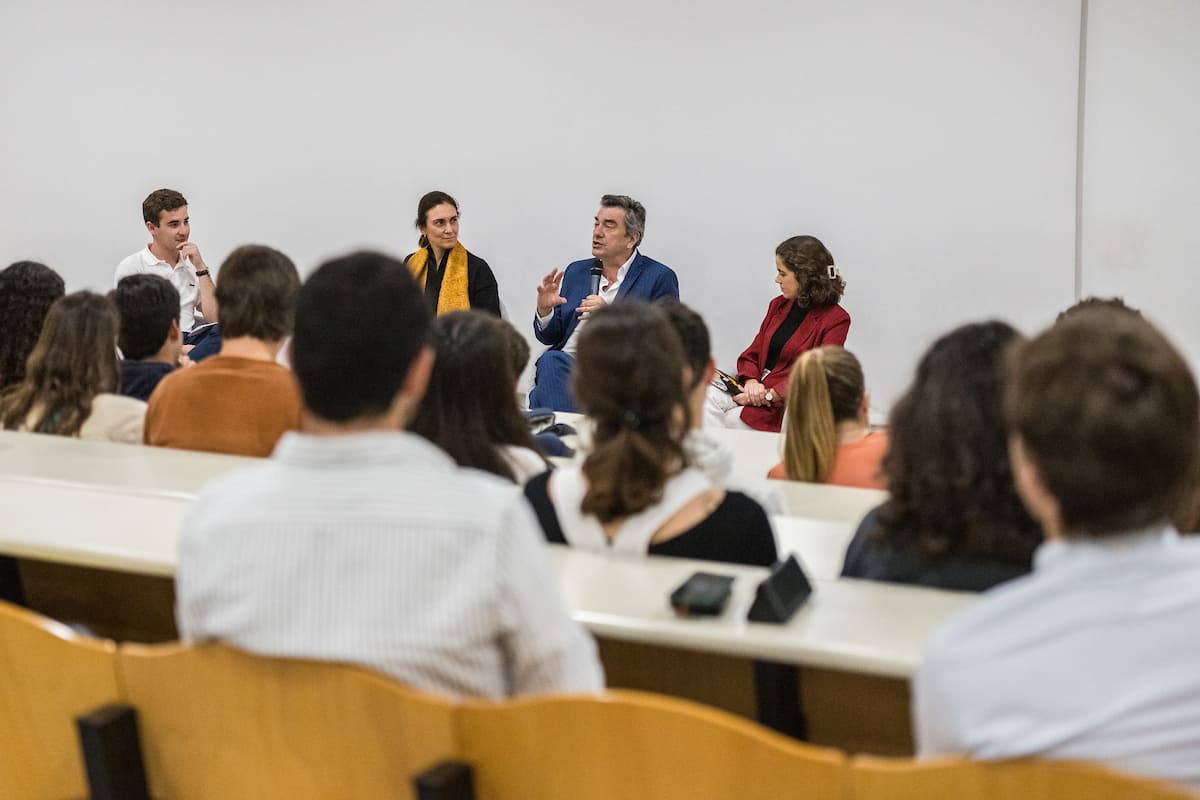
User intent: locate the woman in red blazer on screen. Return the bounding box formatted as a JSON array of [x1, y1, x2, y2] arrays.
[[707, 235, 850, 432]]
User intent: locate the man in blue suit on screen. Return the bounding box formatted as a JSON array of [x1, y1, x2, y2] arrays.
[[530, 194, 679, 411]]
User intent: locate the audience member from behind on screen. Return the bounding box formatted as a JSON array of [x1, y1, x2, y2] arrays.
[[659, 300, 735, 486], [145, 244, 302, 457], [111, 274, 182, 402], [1056, 294, 1141, 323], [175, 251, 602, 699], [767, 347, 887, 489], [410, 312, 550, 483], [405, 191, 501, 316], [114, 188, 217, 338], [0, 261, 65, 392], [0, 292, 145, 443], [916, 308, 1200, 791], [841, 322, 1040, 591], [524, 302, 777, 567], [706, 235, 850, 432]]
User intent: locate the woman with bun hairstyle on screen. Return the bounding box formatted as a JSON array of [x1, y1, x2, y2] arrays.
[[707, 235, 849, 432], [405, 190, 501, 316], [767, 346, 887, 489], [524, 301, 777, 567]]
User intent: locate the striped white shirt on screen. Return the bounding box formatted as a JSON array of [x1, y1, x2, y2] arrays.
[[176, 430, 603, 699]]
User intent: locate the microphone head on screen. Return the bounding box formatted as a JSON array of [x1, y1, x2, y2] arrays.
[[590, 260, 603, 276]]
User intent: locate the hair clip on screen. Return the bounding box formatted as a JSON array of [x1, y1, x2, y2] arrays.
[[621, 410, 641, 429], [827, 265, 841, 280]]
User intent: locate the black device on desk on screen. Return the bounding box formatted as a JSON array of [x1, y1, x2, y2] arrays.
[[669, 571, 735, 617], [747, 554, 813, 624]]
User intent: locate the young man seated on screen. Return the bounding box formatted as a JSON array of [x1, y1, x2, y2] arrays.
[[111, 274, 182, 402], [175, 250, 603, 698], [144, 244, 302, 457], [915, 306, 1200, 791]]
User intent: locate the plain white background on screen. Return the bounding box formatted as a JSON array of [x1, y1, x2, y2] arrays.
[[3, 1, 1188, 416]]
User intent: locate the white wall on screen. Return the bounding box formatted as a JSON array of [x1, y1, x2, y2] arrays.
[[0, 0, 1083, 415], [1081, 0, 1200, 371]]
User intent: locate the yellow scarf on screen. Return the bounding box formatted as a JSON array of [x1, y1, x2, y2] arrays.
[[408, 243, 470, 315]]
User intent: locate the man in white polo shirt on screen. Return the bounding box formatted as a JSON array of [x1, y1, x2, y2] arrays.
[[114, 188, 218, 339]]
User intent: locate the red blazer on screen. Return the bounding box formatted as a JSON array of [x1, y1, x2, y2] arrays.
[[735, 299, 851, 431]]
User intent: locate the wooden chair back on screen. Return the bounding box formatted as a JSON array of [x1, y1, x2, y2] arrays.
[[456, 687, 847, 800], [118, 642, 458, 799], [0, 599, 121, 800], [851, 755, 1195, 799]]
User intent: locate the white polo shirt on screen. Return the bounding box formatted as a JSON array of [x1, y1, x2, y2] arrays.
[[114, 246, 201, 332], [915, 524, 1200, 791]]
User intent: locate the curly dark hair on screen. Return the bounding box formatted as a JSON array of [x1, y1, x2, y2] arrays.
[[0, 261, 66, 391], [0, 291, 121, 437], [409, 312, 547, 483], [776, 235, 845, 308], [573, 301, 690, 522], [874, 320, 1041, 562]]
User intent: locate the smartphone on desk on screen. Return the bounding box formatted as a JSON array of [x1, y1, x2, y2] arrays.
[[669, 571, 735, 617]]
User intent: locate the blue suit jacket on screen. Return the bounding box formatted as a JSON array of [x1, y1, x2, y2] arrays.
[[533, 253, 680, 349]]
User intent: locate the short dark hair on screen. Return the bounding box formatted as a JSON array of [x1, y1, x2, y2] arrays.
[[293, 251, 431, 422], [1007, 307, 1200, 537], [776, 235, 845, 308], [410, 312, 545, 482], [1056, 295, 1141, 323], [143, 189, 188, 225], [498, 319, 531, 380], [414, 190, 458, 249], [659, 300, 711, 390], [876, 321, 1041, 562], [214, 245, 300, 340], [0, 260, 65, 391], [600, 194, 646, 247], [111, 274, 179, 359]]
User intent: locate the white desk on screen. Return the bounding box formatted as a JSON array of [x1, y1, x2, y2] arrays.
[[0, 430, 257, 497], [0, 472, 972, 680], [772, 516, 857, 582], [555, 412, 785, 479], [549, 546, 971, 679]]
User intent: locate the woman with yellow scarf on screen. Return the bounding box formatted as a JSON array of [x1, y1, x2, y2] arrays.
[[405, 191, 501, 316]]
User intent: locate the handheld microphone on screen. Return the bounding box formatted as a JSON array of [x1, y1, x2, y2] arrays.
[[590, 260, 603, 296]]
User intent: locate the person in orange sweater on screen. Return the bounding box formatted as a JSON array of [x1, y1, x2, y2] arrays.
[[767, 345, 887, 489], [144, 244, 302, 457]]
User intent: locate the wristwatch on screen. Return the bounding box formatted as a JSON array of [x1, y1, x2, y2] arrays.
[[765, 389, 776, 404], [195, 270, 210, 278]]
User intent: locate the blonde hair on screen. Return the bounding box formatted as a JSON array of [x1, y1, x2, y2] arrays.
[[780, 346, 865, 482]]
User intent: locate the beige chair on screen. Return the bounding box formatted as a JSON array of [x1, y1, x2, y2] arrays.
[[0, 599, 122, 800], [456, 687, 848, 800], [851, 755, 1196, 800], [118, 642, 458, 799]]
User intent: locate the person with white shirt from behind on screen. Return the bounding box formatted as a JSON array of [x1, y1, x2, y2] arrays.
[[914, 306, 1200, 792], [114, 188, 218, 342], [175, 250, 602, 699]]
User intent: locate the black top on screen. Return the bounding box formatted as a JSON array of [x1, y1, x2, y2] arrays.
[[763, 302, 809, 373], [408, 245, 501, 317], [119, 359, 176, 402], [524, 472, 778, 568], [840, 507, 1032, 592]]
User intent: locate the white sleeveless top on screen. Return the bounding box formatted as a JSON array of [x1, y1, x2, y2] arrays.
[[549, 464, 714, 555]]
